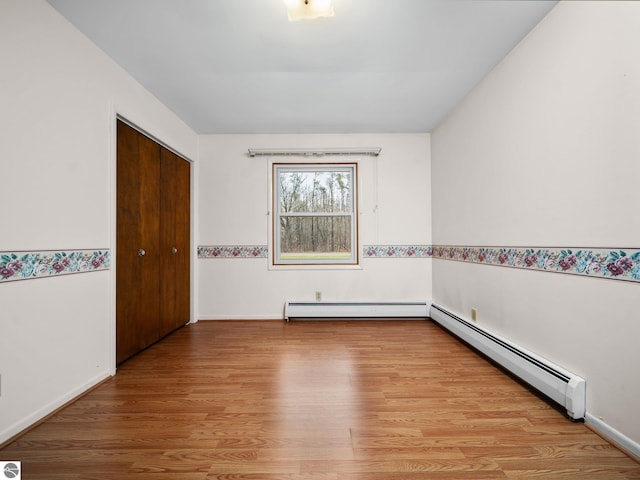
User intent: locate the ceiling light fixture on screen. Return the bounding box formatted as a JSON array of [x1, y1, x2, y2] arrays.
[[284, 0, 335, 21]]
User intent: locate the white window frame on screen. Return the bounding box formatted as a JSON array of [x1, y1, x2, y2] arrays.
[[273, 162, 358, 266]]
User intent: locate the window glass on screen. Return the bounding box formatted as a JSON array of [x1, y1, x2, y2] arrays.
[[274, 164, 357, 265]]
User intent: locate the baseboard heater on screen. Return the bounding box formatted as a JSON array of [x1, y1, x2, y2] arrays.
[[284, 301, 429, 322], [430, 304, 586, 420]]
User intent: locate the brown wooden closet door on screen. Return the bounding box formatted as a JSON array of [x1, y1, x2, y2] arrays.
[[116, 120, 161, 365], [159, 147, 191, 337]]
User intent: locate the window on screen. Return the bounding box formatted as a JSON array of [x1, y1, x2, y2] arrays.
[[273, 163, 358, 265]]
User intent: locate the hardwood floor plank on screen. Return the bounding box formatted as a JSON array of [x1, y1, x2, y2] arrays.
[[353, 446, 467, 461], [300, 458, 505, 476], [1, 320, 639, 479]]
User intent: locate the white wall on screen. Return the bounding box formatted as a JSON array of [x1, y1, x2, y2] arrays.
[[198, 134, 431, 319], [431, 1, 640, 450], [0, 1, 197, 443]]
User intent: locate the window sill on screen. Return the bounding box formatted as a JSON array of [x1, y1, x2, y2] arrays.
[[268, 263, 363, 271]]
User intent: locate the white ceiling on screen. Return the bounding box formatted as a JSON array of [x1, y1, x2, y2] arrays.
[[47, 0, 557, 134]]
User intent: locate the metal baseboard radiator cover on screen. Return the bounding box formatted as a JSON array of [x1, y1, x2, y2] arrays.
[[430, 304, 586, 420], [284, 301, 429, 321]]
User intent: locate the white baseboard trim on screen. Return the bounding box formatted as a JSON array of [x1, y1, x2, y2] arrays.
[[198, 315, 283, 320], [0, 370, 112, 445], [585, 413, 640, 460]]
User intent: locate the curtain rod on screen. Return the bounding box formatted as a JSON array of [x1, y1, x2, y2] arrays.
[[248, 148, 381, 157]]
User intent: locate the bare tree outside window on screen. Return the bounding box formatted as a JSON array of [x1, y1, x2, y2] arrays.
[[274, 164, 357, 265]]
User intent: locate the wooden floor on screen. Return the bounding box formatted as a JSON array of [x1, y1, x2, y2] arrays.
[[2, 320, 639, 479]]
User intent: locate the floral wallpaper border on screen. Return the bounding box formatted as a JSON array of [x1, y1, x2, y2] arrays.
[[196, 243, 640, 284], [431, 245, 640, 283], [197, 245, 434, 259], [363, 245, 433, 258], [0, 249, 110, 283], [198, 245, 269, 259]]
